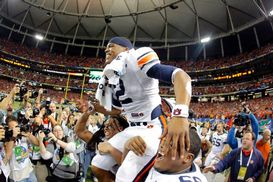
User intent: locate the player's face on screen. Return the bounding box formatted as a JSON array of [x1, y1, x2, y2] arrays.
[[103, 118, 120, 139], [201, 128, 208, 135], [105, 43, 128, 64], [217, 124, 223, 133], [154, 140, 193, 173]]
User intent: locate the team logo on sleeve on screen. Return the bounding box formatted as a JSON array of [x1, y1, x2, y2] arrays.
[[173, 109, 182, 115]]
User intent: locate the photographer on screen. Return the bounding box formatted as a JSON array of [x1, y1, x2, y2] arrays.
[[29, 115, 51, 182], [3, 115, 38, 182], [227, 103, 259, 149], [38, 125, 80, 182], [40, 105, 57, 130]]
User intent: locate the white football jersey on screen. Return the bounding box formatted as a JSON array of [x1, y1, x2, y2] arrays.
[[111, 47, 162, 122], [145, 163, 208, 182], [210, 132, 227, 153]]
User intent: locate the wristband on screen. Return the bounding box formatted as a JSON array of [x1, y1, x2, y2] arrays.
[[171, 105, 189, 118]]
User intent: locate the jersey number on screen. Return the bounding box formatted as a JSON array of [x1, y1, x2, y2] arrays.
[[212, 138, 221, 147], [179, 176, 202, 182], [115, 79, 133, 104]]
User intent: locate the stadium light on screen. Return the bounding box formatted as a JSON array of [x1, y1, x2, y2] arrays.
[[35, 34, 44, 41], [201, 37, 211, 43], [269, 9, 273, 16]]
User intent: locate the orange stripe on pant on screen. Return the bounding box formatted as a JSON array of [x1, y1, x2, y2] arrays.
[[133, 155, 157, 182], [133, 115, 167, 182]]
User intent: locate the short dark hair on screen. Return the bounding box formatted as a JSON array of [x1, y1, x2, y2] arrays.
[[87, 115, 129, 151], [5, 115, 17, 124], [189, 129, 201, 159], [244, 131, 256, 141], [108, 37, 133, 49], [112, 115, 129, 130]]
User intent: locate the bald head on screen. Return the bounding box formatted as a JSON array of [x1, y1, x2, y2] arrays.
[[264, 129, 271, 134]]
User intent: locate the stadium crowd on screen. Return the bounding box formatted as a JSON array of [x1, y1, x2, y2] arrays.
[[0, 39, 104, 68], [159, 76, 273, 96], [1, 37, 273, 71], [0, 64, 89, 89]]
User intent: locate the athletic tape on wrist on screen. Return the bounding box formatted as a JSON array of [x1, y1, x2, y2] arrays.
[[171, 105, 189, 118]]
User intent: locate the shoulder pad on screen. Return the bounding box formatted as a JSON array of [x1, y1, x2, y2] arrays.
[[135, 47, 159, 68]]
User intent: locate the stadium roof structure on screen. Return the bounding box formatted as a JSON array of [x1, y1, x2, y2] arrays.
[[0, 0, 273, 48]]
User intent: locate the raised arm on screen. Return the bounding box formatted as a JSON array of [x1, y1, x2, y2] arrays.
[[75, 112, 93, 143], [147, 63, 191, 159], [0, 85, 19, 110]]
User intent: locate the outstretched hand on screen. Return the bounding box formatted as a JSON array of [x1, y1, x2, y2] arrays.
[[160, 117, 190, 160]]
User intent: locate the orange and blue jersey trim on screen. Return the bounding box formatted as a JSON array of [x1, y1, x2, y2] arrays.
[[137, 51, 159, 68]]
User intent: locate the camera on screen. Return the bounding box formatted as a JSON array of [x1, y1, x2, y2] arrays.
[[0, 125, 16, 142], [33, 124, 50, 136], [20, 123, 31, 133], [17, 110, 32, 133], [31, 108, 40, 118], [44, 98, 52, 116], [29, 90, 39, 98], [234, 113, 248, 126], [29, 89, 47, 99], [2, 126, 13, 142], [18, 85, 28, 98], [17, 110, 30, 125]]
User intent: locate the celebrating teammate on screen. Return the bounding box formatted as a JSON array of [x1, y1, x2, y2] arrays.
[[90, 37, 192, 181]]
